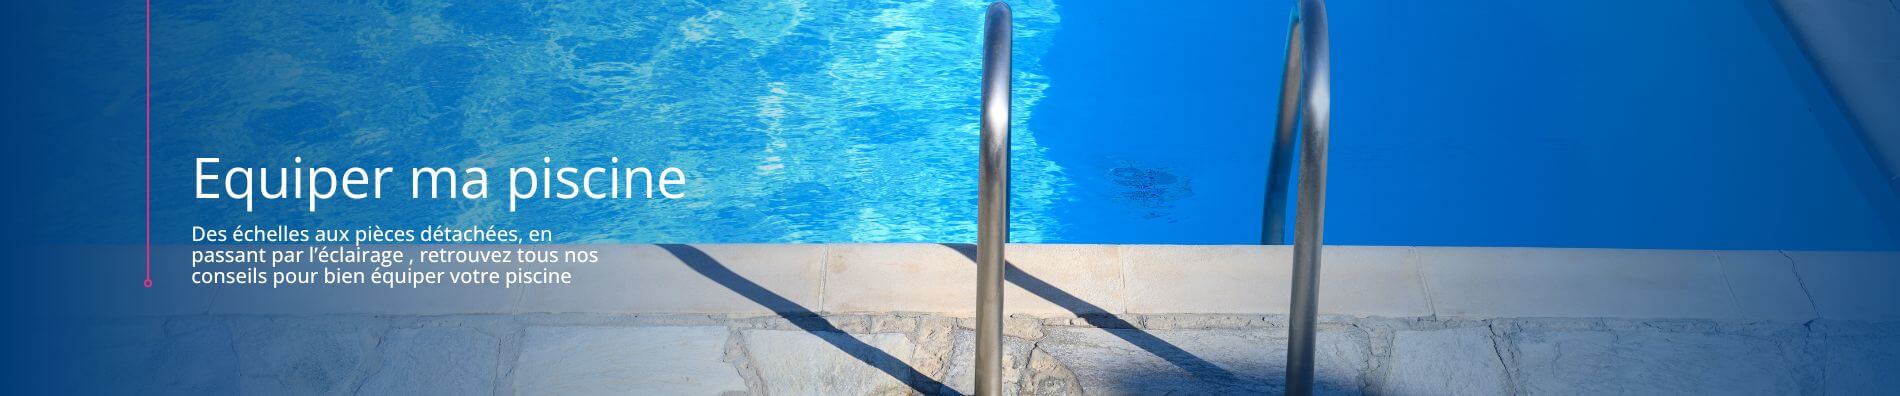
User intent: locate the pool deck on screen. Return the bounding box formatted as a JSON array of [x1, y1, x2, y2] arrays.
[[111, 244, 1900, 320], [55, 244, 1900, 394]]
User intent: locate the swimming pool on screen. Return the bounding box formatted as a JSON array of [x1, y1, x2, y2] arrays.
[[1036, 0, 1900, 250], [142, 0, 1898, 249]]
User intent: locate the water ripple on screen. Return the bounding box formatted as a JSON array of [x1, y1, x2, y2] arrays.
[[155, 0, 1068, 243]]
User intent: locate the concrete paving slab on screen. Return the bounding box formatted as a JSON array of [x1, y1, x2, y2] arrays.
[[1418, 248, 1738, 319], [822, 244, 1126, 316], [160, 243, 1840, 320], [519, 244, 825, 314], [1714, 251, 1818, 320], [1787, 251, 1900, 320], [206, 245, 523, 315], [1120, 245, 1432, 317]]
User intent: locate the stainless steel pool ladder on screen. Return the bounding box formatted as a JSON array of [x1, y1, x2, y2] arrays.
[[978, 1, 1328, 395], [1264, 1, 1332, 395], [975, 3, 1011, 396]]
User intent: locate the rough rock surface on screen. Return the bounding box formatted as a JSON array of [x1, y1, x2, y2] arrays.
[[1821, 322, 1900, 395], [229, 319, 380, 395], [740, 330, 922, 395], [943, 328, 1036, 395], [1500, 321, 1806, 395], [1034, 326, 1369, 395], [1381, 325, 1511, 395], [55, 314, 1900, 395], [358, 327, 499, 395], [513, 326, 748, 394]]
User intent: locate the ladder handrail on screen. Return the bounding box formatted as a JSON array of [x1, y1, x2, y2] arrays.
[[977, 1, 1328, 394], [1269, 1, 1332, 395], [975, 3, 1011, 396]]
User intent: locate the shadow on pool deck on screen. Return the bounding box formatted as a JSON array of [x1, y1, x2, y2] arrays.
[[938, 243, 1261, 393], [658, 244, 957, 394], [660, 243, 1356, 394]]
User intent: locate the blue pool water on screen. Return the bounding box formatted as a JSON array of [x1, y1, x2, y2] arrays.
[[113, 0, 1900, 249], [1036, 0, 1900, 250], [151, 0, 1069, 243]]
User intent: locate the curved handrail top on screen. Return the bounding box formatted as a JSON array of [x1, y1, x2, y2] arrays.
[[1295, 0, 1330, 138]]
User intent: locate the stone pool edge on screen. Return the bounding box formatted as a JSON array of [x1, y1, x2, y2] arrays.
[[102, 244, 1900, 321]]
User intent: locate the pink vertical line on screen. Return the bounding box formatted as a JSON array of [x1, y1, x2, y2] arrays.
[[144, 0, 153, 288]]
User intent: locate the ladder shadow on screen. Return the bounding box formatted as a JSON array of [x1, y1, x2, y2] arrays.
[[657, 244, 957, 395], [938, 243, 1260, 392]]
